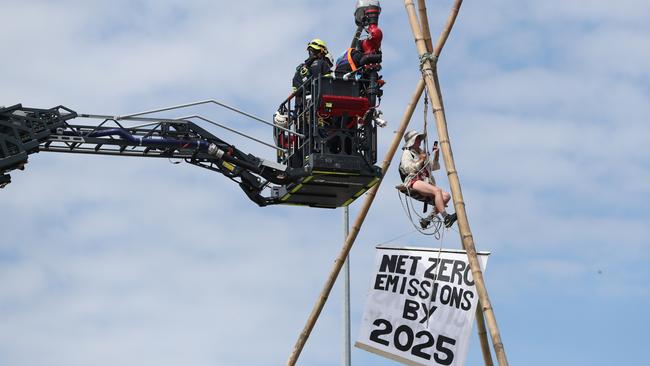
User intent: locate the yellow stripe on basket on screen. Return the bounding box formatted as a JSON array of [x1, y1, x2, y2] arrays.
[[366, 177, 381, 188], [353, 188, 367, 198], [313, 170, 359, 176]]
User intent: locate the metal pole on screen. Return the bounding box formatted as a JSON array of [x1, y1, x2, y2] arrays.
[[342, 207, 351, 366], [285, 79, 426, 366]]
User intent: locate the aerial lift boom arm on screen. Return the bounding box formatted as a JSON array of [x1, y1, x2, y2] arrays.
[[0, 103, 303, 206]]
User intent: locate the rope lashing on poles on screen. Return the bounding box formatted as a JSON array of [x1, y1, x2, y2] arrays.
[[419, 52, 438, 71]]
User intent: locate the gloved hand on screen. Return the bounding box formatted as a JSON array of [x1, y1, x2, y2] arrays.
[[374, 109, 387, 128], [273, 111, 289, 128]]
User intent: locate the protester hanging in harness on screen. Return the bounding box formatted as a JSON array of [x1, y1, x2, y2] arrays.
[[398, 130, 457, 228]]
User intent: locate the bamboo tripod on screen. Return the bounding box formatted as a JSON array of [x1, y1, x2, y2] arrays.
[[285, 1, 508, 365]]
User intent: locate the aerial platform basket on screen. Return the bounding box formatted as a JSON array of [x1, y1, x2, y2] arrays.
[[273, 74, 384, 208], [274, 153, 381, 208]]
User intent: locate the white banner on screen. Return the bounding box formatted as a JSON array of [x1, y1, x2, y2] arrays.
[[355, 246, 489, 366]]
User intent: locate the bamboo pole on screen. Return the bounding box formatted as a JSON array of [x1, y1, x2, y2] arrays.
[[285, 79, 426, 366], [404, 1, 510, 365], [417, 0, 434, 51], [431, 0, 464, 57], [476, 303, 495, 366], [416, 1, 494, 364]]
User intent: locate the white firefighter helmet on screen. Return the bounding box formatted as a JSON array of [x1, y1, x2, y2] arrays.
[[355, 0, 381, 26]]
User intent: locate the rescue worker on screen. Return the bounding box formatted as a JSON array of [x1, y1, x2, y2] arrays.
[[355, 0, 382, 29], [334, 46, 363, 74], [332, 1, 385, 135], [355, 0, 383, 54], [334, 36, 382, 75], [275, 39, 332, 136], [274, 39, 332, 167], [399, 130, 457, 228], [292, 39, 333, 94], [335, 0, 383, 74]]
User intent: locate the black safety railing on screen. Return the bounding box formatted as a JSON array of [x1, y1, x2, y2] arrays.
[[275, 74, 379, 170]]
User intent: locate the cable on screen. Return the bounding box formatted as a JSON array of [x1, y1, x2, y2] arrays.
[[426, 225, 446, 328], [376, 229, 418, 247], [397, 189, 443, 238]]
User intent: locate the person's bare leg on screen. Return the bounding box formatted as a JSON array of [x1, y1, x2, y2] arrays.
[[411, 180, 434, 198], [440, 190, 457, 227], [442, 191, 451, 207], [412, 181, 445, 212], [431, 186, 446, 214], [412, 181, 457, 227]]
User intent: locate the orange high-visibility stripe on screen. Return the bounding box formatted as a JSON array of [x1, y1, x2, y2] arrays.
[[346, 48, 358, 71]]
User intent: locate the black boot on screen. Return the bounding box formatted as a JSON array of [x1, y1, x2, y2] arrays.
[[444, 213, 457, 228]]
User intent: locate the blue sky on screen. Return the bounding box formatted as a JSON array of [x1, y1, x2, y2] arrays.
[[1, 0, 649, 365]]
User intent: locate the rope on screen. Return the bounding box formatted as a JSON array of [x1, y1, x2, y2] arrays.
[[423, 89, 430, 170], [419, 52, 438, 72], [397, 189, 443, 238], [376, 229, 418, 247], [401, 89, 434, 188], [426, 225, 446, 328]]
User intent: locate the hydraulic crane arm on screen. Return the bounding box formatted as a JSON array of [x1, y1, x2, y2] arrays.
[[0, 104, 76, 187], [0, 104, 304, 206]]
